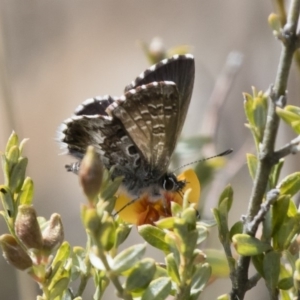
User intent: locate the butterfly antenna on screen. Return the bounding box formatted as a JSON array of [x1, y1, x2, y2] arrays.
[[113, 197, 139, 217], [172, 148, 233, 173]]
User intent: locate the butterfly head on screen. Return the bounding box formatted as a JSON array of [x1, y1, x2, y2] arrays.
[[161, 173, 186, 193]]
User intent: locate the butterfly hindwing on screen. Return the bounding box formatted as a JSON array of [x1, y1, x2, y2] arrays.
[[59, 109, 141, 172]]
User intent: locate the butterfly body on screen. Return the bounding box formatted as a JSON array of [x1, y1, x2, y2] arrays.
[[59, 54, 195, 203]]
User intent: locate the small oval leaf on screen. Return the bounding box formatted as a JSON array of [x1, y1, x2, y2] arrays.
[[112, 243, 146, 273], [138, 225, 170, 253], [232, 234, 272, 256], [278, 172, 300, 197], [141, 277, 171, 300]]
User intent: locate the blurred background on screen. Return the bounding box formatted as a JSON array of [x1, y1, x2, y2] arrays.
[[0, 1, 299, 299]]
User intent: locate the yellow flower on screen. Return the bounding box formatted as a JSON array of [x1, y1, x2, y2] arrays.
[[114, 169, 200, 225]]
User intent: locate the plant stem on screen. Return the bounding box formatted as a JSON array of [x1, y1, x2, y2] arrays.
[[75, 240, 92, 297], [230, 0, 300, 299]]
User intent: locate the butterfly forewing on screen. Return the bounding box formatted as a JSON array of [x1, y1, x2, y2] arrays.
[[125, 54, 195, 136], [60, 114, 141, 172]]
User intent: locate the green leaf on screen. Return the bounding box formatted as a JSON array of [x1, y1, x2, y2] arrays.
[[252, 254, 264, 277], [268, 13, 282, 32], [1, 155, 10, 186], [196, 224, 208, 245], [294, 259, 300, 290], [164, 232, 180, 266], [170, 201, 182, 216], [285, 105, 300, 115], [280, 290, 291, 300], [9, 157, 28, 193], [19, 177, 34, 205], [173, 219, 198, 257], [277, 106, 300, 134], [190, 262, 211, 296], [6, 146, 20, 166], [141, 277, 171, 300], [100, 171, 123, 201], [155, 217, 175, 230], [229, 221, 243, 240], [125, 258, 156, 292], [232, 234, 272, 256], [263, 251, 280, 290], [98, 216, 116, 251], [278, 172, 300, 197], [278, 276, 293, 290], [182, 207, 197, 227], [92, 270, 109, 299], [218, 185, 233, 212], [112, 243, 146, 273], [204, 249, 230, 278], [272, 195, 290, 236], [49, 277, 70, 300], [243, 90, 268, 144], [138, 225, 170, 253], [262, 209, 272, 241], [269, 159, 284, 188], [114, 222, 132, 248], [272, 214, 299, 250], [52, 242, 71, 271], [213, 204, 230, 245], [154, 264, 168, 279], [71, 247, 87, 281], [5, 132, 19, 155], [0, 185, 15, 217], [246, 153, 258, 180], [165, 253, 180, 284]]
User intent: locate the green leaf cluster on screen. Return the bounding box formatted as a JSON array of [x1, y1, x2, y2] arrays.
[[244, 87, 268, 149], [139, 206, 211, 300], [277, 105, 300, 134]]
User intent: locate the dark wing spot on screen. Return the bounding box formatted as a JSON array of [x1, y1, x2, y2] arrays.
[[128, 145, 138, 155]]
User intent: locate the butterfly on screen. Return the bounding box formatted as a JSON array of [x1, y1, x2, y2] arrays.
[[58, 54, 195, 207]]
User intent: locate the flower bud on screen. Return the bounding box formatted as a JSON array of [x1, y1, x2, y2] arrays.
[[79, 146, 103, 203], [81, 205, 101, 232], [42, 213, 64, 252], [15, 205, 43, 250], [0, 234, 32, 270]]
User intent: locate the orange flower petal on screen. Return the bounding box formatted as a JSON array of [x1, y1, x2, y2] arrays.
[[114, 192, 142, 224], [177, 169, 201, 204]]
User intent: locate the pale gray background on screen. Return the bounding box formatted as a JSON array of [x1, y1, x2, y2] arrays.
[[0, 1, 298, 299]]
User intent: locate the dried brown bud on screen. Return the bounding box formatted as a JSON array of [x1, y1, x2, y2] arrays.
[[79, 146, 103, 203], [0, 234, 32, 270], [42, 213, 64, 252], [15, 205, 43, 250]]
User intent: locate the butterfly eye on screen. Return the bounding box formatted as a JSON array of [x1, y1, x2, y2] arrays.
[[162, 176, 176, 191]]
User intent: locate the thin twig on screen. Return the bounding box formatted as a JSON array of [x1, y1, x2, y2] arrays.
[[246, 189, 279, 235], [246, 273, 262, 290], [273, 135, 300, 160]]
